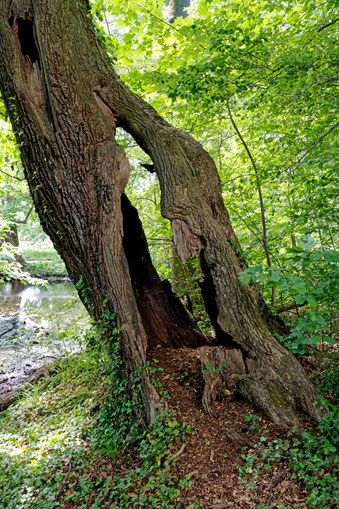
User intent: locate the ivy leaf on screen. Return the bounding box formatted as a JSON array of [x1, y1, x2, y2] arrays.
[[324, 336, 335, 345], [315, 314, 325, 326], [309, 336, 321, 347]]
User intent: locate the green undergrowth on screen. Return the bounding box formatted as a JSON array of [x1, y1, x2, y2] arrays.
[[0, 324, 193, 508], [240, 403, 339, 508], [314, 358, 339, 398], [0, 352, 104, 508], [23, 246, 67, 277], [83, 314, 194, 508]]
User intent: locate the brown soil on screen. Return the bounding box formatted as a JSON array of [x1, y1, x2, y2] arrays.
[[59, 346, 317, 508], [147, 347, 310, 508]]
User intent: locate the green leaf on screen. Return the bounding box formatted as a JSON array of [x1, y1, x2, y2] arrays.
[[309, 336, 321, 347], [306, 296, 317, 307], [271, 270, 281, 283], [240, 272, 252, 283], [323, 336, 335, 345], [324, 251, 339, 263], [295, 294, 305, 305], [315, 314, 325, 326], [294, 282, 307, 293]]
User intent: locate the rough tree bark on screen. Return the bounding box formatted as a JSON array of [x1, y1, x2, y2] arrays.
[[0, 0, 322, 425]]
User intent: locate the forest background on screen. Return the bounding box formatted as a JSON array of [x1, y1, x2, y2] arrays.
[[0, 0, 338, 507]]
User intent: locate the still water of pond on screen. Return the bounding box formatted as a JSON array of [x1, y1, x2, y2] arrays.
[[0, 280, 89, 372]]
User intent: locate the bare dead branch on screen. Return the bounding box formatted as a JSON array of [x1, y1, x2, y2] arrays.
[[318, 17, 339, 32], [277, 302, 306, 313], [0, 167, 25, 181], [16, 204, 34, 224]]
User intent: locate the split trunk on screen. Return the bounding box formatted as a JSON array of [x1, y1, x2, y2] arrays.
[[0, 0, 322, 425]]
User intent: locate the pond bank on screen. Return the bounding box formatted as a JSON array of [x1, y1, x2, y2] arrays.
[[0, 280, 88, 410], [28, 275, 71, 282]]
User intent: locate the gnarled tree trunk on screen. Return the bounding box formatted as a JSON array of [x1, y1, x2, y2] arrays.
[[0, 0, 322, 425]]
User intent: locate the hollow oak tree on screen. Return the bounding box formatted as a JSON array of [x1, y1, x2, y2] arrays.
[[0, 0, 322, 425]]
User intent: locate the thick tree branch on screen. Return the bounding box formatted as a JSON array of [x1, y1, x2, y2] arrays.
[[167, 0, 190, 23]]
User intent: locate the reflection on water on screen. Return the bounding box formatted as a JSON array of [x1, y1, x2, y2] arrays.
[[0, 281, 89, 372], [0, 280, 86, 327]]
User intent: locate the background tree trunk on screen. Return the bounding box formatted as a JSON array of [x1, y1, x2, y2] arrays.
[[0, 192, 27, 265], [167, 0, 190, 23], [0, 0, 322, 425]]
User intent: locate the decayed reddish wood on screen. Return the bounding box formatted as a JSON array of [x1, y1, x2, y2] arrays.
[[200, 347, 227, 415], [121, 194, 207, 349], [172, 218, 204, 264]]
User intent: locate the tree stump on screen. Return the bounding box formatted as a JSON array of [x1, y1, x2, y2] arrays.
[[200, 346, 247, 414]]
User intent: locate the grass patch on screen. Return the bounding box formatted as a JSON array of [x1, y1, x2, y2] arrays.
[[0, 337, 192, 508], [0, 353, 106, 508], [22, 244, 67, 277]]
